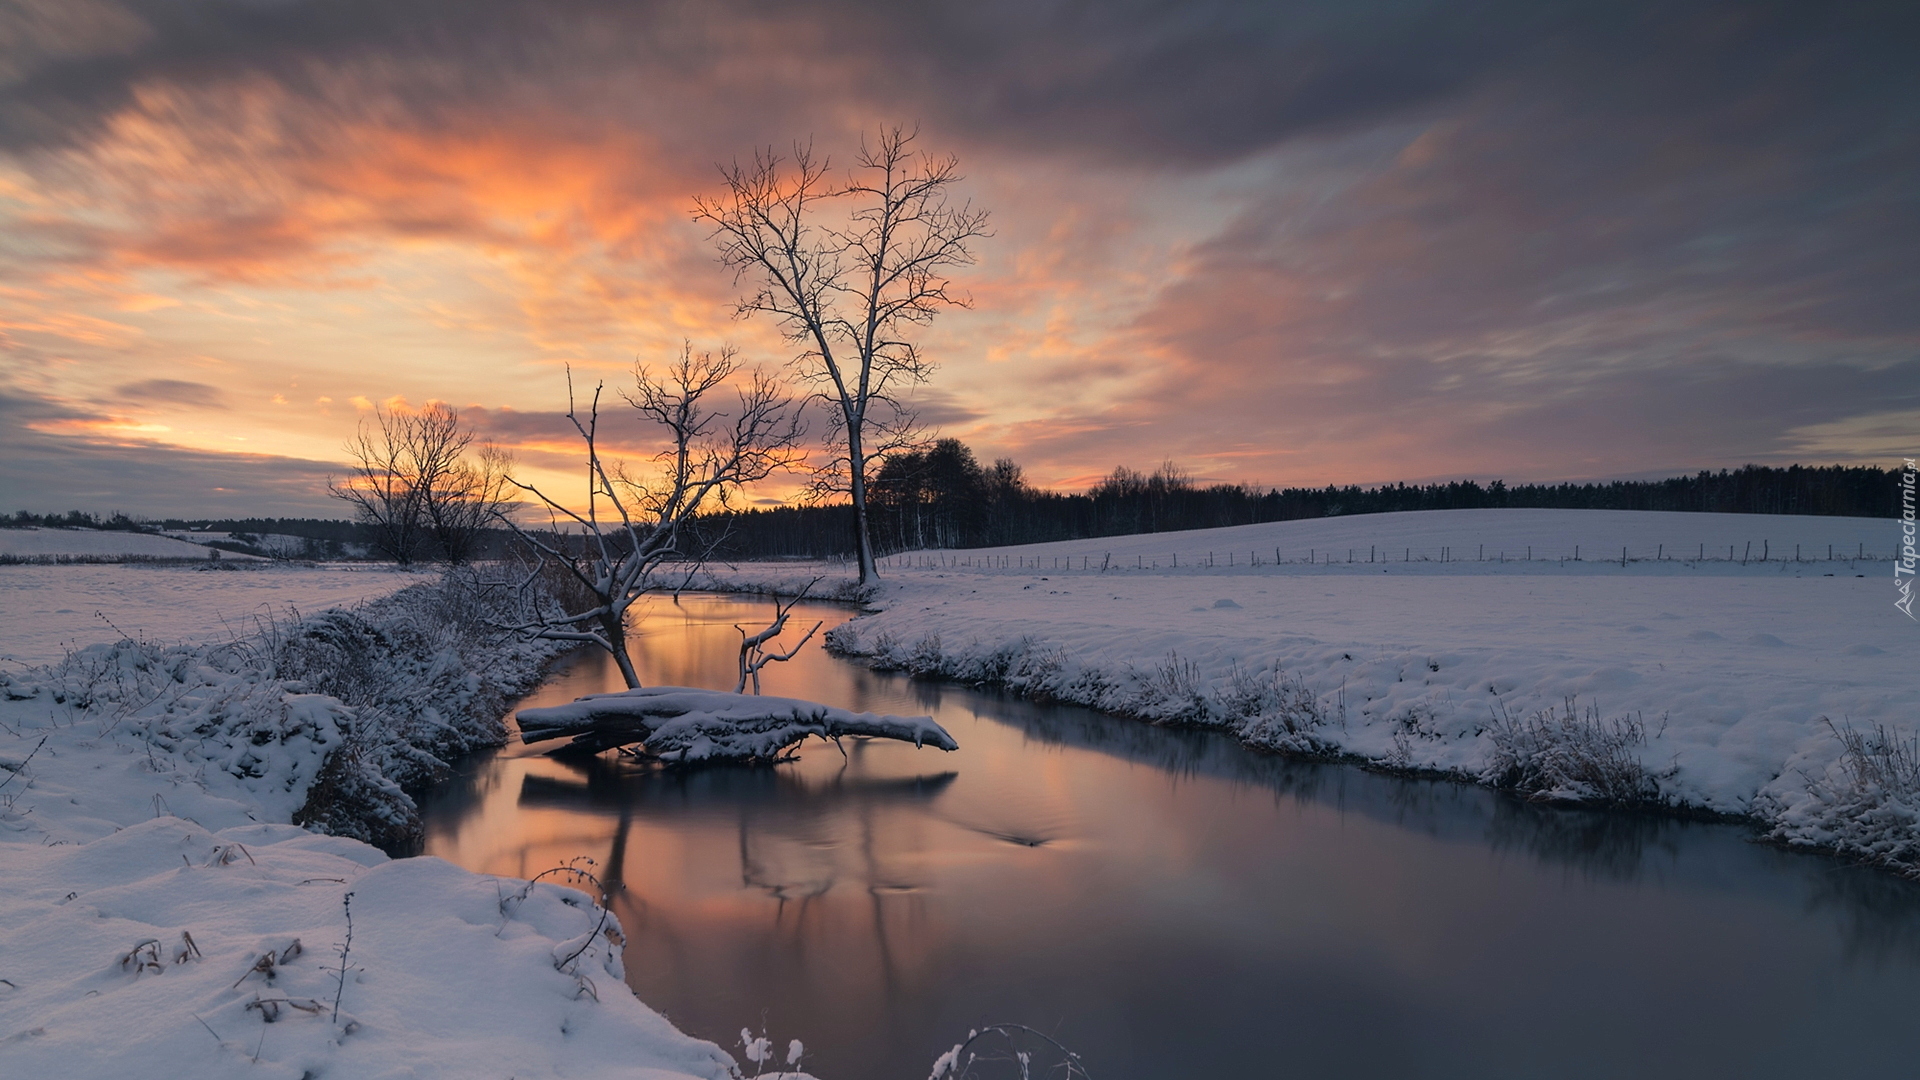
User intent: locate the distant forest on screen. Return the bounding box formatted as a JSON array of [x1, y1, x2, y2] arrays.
[[7, 454, 1902, 561], [695, 447, 1904, 559]]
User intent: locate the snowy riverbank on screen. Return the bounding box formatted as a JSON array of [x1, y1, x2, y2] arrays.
[[702, 508, 1920, 875], [0, 570, 780, 1079]]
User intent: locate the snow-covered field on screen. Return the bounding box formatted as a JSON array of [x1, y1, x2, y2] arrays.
[[0, 526, 258, 561], [0, 563, 421, 668], [880, 507, 1894, 568], [0, 572, 784, 1080], [0, 506, 1911, 1077], [704, 509, 1919, 872]]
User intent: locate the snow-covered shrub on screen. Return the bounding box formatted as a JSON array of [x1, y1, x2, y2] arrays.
[[1387, 702, 1445, 768], [1764, 719, 1920, 877], [15, 570, 569, 851], [1483, 699, 1661, 804], [291, 741, 418, 849], [1004, 642, 1069, 700], [1220, 663, 1338, 753], [928, 1023, 1090, 1080], [821, 621, 862, 656], [276, 573, 568, 845], [908, 633, 949, 676], [1122, 652, 1210, 724], [33, 637, 351, 825]]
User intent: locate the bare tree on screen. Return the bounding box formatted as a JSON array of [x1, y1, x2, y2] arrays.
[[694, 126, 989, 584], [424, 440, 515, 565], [329, 406, 428, 565], [499, 347, 802, 689], [328, 403, 511, 566]]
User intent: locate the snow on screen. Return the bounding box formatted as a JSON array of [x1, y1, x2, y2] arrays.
[[0, 563, 421, 668], [155, 532, 366, 560], [701, 508, 1917, 873], [0, 505, 1909, 1077], [899, 507, 1894, 567], [517, 685, 958, 759], [0, 818, 738, 1080], [0, 526, 260, 561], [0, 571, 790, 1080]]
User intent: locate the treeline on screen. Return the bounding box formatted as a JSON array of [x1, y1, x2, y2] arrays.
[[11, 456, 1901, 562], [699, 445, 1904, 559], [5, 510, 158, 532], [4, 511, 375, 543]]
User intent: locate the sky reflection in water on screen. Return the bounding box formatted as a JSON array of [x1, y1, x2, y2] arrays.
[[420, 595, 1920, 1080]]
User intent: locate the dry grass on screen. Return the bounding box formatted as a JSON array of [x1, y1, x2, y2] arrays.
[[1485, 698, 1662, 804], [1764, 719, 1920, 876], [1222, 662, 1340, 752], [1126, 651, 1209, 724]]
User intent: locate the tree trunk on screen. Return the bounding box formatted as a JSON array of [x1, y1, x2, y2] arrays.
[[847, 423, 879, 584], [600, 613, 642, 689]]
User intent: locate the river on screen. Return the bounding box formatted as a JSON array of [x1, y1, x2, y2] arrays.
[[418, 593, 1920, 1079]]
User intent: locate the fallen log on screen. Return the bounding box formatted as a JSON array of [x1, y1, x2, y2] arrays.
[[516, 686, 959, 761]]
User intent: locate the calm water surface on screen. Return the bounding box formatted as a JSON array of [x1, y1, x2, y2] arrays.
[[418, 594, 1920, 1079]]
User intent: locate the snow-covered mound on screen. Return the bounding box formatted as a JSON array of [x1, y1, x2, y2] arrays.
[[518, 685, 958, 760], [0, 818, 739, 1080], [0, 526, 260, 561]]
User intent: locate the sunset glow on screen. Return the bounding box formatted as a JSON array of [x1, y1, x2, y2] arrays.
[[2, 1, 1913, 515]]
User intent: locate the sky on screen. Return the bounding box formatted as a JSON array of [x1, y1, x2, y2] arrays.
[[0, 0, 1915, 518]]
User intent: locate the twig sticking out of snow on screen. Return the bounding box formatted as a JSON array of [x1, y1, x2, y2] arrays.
[[330, 891, 355, 1023], [928, 1023, 1091, 1080]]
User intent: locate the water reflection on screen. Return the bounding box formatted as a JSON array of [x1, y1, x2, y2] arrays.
[[419, 594, 1920, 1080]]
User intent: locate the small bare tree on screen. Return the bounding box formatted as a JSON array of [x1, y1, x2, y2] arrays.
[[329, 406, 428, 565], [329, 403, 512, 565], [500, 347, 802, 689], [424, 441, 515, 565], [733, 581, 824, 694], [694, 126, 989, 584]]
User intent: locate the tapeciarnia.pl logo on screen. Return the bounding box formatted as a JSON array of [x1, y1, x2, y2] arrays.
[[1898, 457, 1916, 620]]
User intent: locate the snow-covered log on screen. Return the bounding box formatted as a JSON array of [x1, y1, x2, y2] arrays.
[[516, 686, 958, 760]]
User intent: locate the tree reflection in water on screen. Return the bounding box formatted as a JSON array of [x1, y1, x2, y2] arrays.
[[417, 594, 1920, 1080]]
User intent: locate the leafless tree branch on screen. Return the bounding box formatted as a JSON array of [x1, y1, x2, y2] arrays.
[[693, 126, 989, 582], [495, 351, 802, 688]]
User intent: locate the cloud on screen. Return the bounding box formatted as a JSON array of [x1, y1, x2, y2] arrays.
[[0, 0, 1914, 501], [112, 378, 225, 408], [0, 384, 342, 516], [963, 21, 1920, 486]]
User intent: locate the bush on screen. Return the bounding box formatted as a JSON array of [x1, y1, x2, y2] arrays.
[[1484, 698, 1662, 804], [1219, 662, 1338, 753], [1764, 719, 1920, 876]]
